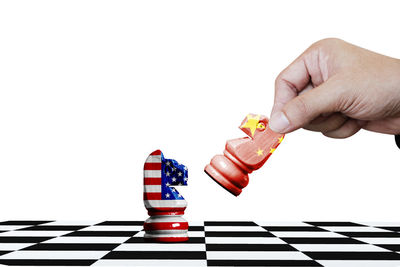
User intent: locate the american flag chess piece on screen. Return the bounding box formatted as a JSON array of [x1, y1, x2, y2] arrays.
[[205, 114, 284, 196], [143, 150, 189, 242]]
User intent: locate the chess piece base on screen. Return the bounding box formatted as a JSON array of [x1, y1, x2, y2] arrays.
[[204, 153, 249, 196], [144, 233, 189, 243], [144, 214, 189, 242]]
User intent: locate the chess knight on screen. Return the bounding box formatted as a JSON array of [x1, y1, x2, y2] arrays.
[[143, 150, 189, 242], [205, 114, 284, 196]]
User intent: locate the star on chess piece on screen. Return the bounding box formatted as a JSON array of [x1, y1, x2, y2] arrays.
[[143, 150, 189, 242], [205, 114, 284, 196]]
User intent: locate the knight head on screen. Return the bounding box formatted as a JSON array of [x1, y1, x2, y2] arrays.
[[162, 157, 188, 186], [239, 113, 269, 139]]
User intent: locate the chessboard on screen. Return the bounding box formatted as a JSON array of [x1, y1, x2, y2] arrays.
[[0, 221, 400, 266]]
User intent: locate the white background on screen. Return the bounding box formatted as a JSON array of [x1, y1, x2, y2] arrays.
[[0, 1, 399, 222]]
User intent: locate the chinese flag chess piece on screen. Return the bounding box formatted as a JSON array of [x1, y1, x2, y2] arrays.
[[143, 150, 189, 242], [205, 114, 284, 196]]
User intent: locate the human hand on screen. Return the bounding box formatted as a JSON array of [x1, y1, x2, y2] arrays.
[[269, 38, 400, 138]]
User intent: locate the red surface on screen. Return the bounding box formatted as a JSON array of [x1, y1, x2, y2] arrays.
[[143, 192, 162, 200], [144, 162, 162, 170], [143, 149, 189, 243], [143, 177, 162, 185], [204, 163, 243, 196], [149, 150, 162, 156], [205, 114, 284, 196]]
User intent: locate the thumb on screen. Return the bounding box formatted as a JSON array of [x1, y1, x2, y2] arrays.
[[269, 81, 343, 133]]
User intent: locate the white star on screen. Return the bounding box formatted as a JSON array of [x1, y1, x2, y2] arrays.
[[172, 188, 176, 192], [165, 193, 170, 198], [172, 177, 177, 182], [178, 172, 182, 177], [178, 183, 182, 186], [166, 182, 170, 186], [184, 166, 188, 170], [166, 171, 170, 176], [184, 177, 188, 181], [178, 194, 182, 198], [172, 167, 176, 171], [166, 161, 171, 166]]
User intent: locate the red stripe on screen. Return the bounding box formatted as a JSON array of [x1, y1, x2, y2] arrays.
[[147, 207, 186, 216], [147, 207, 186, 212], [144, 162, 162, 170], [144, 222, 188, 231], [143, 192, 162, 200], [150, 150, 162, 156], [144, 178, 161, 185]]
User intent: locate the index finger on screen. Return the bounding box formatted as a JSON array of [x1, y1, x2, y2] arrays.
[[271, 53, 311, 117]]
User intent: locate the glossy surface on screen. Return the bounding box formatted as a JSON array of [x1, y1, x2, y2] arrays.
[[143, 150, 189, 242], [205, 114, 284, 196]]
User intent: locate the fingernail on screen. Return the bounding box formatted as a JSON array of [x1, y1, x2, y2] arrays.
[[269, 112, 290, 133]]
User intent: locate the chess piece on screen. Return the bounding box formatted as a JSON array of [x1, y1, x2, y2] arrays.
[[143, 150, 189, 242], [205, 114, 284, 196]]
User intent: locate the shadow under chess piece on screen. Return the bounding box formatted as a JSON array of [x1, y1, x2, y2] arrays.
[[205, 114, 284, 196]]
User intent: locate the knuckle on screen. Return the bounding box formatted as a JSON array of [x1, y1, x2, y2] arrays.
[[313, 37, 344, 48], [275, 70, 289, 87], [322, 130, 349, 139], [274, 74, 282, 88], [323, 120, 360, 139], [308, 38, 345, 58], [322, 131, 342, 139]]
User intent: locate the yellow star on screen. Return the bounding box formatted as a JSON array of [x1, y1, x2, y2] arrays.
[[278, 136, 284, 143], [269, 148, 276, 154], [256, 149, 263, 156], [240, 114, 260, 137]]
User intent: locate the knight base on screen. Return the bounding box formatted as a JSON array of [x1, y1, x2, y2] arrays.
[[204, 152, 250, 196], [144, 213, 189, 242]]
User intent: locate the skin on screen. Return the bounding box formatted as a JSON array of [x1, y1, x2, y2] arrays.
[[269, 38, 400, 138]]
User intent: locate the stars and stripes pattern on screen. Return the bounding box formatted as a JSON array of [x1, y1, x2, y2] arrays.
[[143, 150, 188, 212], [143, 150, 189, 242]]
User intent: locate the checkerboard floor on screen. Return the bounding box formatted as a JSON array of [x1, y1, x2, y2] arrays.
[[0, 221, 400, 266]]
